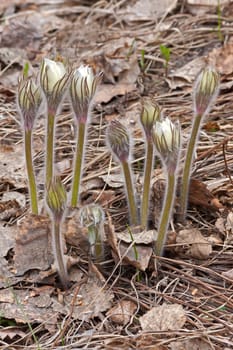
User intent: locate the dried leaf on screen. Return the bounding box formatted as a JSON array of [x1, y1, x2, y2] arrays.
[[186, 0, 231, 15], [0, 223, 15, 257], [95, 83, 137, 104], [14, 214, 53, 275], [170, 338, 213, 350], [176, 228, 212, 259], [0, 327, 26, 341], [140, 304, 186, 331], [124, 0, 178, 20], [107, 300, 137, 325]]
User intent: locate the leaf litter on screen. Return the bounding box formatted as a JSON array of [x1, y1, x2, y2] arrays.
[[0, 0, 233, 349]]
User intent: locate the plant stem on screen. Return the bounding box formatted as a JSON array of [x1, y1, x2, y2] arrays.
[[122, 160, 138, 226], [46, 113, 55, 188], [52, 219, 69, 289], [179, 114, 202, 222], [71, 121, 86, 207], [24, 130, 38, 214], [141, 140, 154, 229], [156, 172, 176, 256]]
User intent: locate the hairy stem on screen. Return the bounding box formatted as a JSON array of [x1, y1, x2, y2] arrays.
[[52, 219, 69, 289], [179, 114, 202, 222], [122, 160, 138, 226], [141, 140, 154, 229], [46, 113, 55, 188], [24, 130, 38, 214], [71, 121, 86, 207], [156, 172, 176, 256]]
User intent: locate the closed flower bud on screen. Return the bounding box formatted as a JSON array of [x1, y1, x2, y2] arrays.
[[18, 77, 42, 131], [46, 177, 67, 221], [106, 120, 130, 163], [140, 101, 161, 140], [194, 67, 219, 116], [153, 117, 180, 172], [40, 58, 69, 109], [70, 65, 102, 122], [79, 204, 105, 228], [79, 204, 105, 258]]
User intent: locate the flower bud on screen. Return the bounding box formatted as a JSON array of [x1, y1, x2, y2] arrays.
[[46, 177, 67, 221], [106, 120, 130, 163], [194, 67, 219, 116], [18, 77, 42, 131], [153, 117, 181, 172], [79, 204, 105, 257], [70, 65, 102, 122], [140, 101, 161, 140], [40, 58, 69, 109]]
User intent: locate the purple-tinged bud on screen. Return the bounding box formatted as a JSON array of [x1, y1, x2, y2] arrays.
[[194, 67, 219, 116], [40, 58, 70, 111], [153, 117, 181, 173], [140, 101, 161, 140], [18, 77, 42, 131], [46, 177, 67, 222], [70, 65, 102, 123], [106, 120, 130, 163]]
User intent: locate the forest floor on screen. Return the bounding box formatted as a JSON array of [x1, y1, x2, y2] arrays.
[[0, 0, 233, 349]]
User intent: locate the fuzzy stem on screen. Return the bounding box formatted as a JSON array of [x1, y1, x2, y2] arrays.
[[179, 114, 202, 222], [52, 219, 69, 289], [156, 171, 176, 256], [71, 121, 86, 207], [121, 160, 138, 226], [24, 130, 38, 214], [46, 113, 55, 188], [141, 140, 154, 229]]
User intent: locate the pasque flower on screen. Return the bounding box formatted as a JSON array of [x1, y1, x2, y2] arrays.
[[17, 77, 42, 214], [70, 65, 102, 207], [79, 204, 105, 260], [179, 67, 220, 223], [70, 65, 102, 123], [194, 67, 219, 116], [46, 177, 69, 289], [18, 77, 42, 131], [40, 58, 69, 111], [106, 120, 138, 226], [140, 101, 161, 229], [40, 58, 70, 187], [152, 117, 181, 256]]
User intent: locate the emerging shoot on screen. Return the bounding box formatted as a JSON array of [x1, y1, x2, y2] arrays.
[[179, 67, 219, 222], [40, 58, 70, 187], [140, 101, 161, 229], [46, 177, 69, 289], [106, 120, 138, 226], [152, 117, 181, 256], [70, 65, 102, 207], [79, 204, 105, 261], [18, 77, 42, 214]]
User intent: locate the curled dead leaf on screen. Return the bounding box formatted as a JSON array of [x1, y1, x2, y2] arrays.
[[176, 228, 212, 259]]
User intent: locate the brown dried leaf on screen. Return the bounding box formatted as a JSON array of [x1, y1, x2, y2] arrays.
[[208, 42, 233, 75], [95, 83, 137, 104], [186, 0, 230, 15], [176, 228, 212, 259], [14, 214, 53, 275], [107, 300, 137, 325], [140, 304, 186, 331], [0, 222, 15, 257], [0, 327, 26, 341], [170, 338, 213, 350], [0, 288, 57, 332], [124, 0, 178, 20]]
